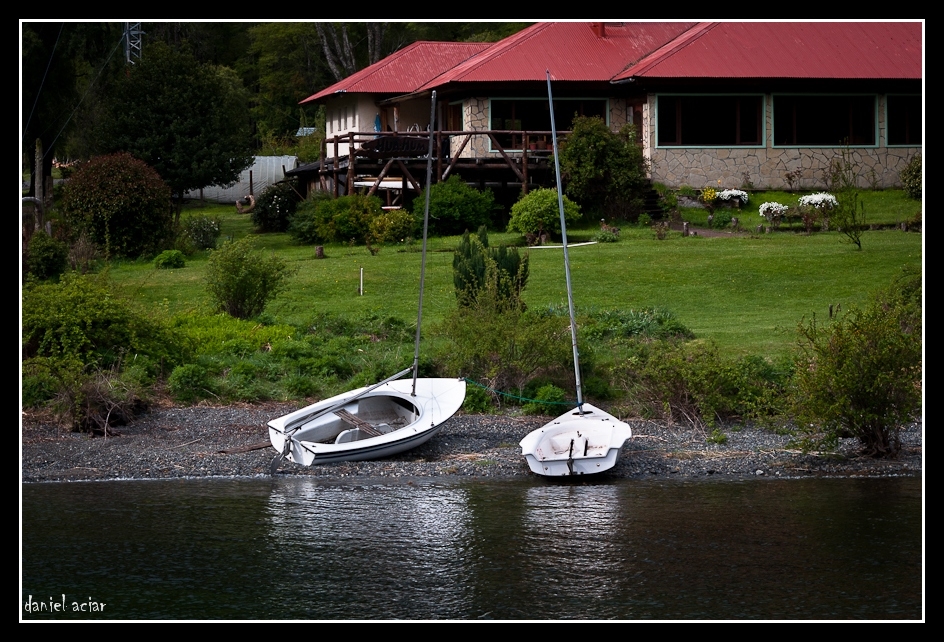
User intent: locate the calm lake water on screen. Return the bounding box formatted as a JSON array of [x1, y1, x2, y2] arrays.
[[21, 476, 923, 621]]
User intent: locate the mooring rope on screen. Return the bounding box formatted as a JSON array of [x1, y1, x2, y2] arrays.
[[461, 377, 576, 407]]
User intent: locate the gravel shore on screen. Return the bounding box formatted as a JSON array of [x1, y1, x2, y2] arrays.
[[21, 402, 922, 483]]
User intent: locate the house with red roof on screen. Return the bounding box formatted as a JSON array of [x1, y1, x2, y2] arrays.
[[298, 21, 921, 196]]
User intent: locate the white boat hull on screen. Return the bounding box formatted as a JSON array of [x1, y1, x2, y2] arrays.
[[519, 403, 632, 476], [269, 378, 466, 466]]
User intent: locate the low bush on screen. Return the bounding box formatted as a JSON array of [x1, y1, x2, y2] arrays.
[[180, 213, 222, 250], [523, 383, 568, 415], [791, 267, 921, 457], [435, 297, 572, 398], [369, 207, 418, 244], [154, 249, 186, 269], [899, 153, 921, 200], [167, 363, 214, 403], [251, 180, 300, 233], [205, 237, 296, 320], [579, 307, 695, 342], [607, 339, 788, 429], [26, 231, 69, 281], [413, 175, 496, 236], [592, 229, 620, 243], [289, 193, 383, 244], [22, 273, 179, 368], [507, 188, 581, 240]]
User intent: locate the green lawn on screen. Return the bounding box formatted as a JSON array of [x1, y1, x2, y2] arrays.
[[107, 199, 923, 361]]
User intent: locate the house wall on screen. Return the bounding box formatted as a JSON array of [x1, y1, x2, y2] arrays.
[[325, 95, 379, 157], [646, 94, 919, 190]]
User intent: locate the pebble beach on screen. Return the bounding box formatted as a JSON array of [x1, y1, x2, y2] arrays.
[[21, 402, 922, 483]]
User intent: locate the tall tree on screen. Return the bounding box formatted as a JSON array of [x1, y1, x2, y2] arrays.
[[102, 41, 254, 221], [21, 22, 123, 193], [248, 22, 329, 140]]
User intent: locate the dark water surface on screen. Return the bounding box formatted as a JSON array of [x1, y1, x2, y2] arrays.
[[21, 476, 923, 620]]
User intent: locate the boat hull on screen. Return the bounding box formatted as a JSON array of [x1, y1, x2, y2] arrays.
[[519, 403, 632, 476], [268, 378, 466, 466]]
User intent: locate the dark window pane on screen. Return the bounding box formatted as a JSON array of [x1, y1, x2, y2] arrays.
[[888, 95, 921, 145]]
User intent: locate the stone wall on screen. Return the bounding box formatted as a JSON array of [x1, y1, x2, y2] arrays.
[[453, 97, 491, 158], [645, 94, 919, 190]]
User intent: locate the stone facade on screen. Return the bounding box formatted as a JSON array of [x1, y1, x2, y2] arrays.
[[453, 97, 491, 158], [645, 94, 919, 190]]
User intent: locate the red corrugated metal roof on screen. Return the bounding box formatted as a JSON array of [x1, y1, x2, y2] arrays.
[[613, 21, 922, 81], [300, 41, 491, 104], [417, 21, 697, 89]]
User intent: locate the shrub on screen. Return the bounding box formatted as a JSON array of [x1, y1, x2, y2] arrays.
[[60, 152, 173, 259], [592, 229, 619, 243], [251, 180, 300, 232], [180, 214, 222, 250], [580, 307, 695, 342], [708, 210, 733, 229], [453, 226, 529, 310], [26, 231, 69, 281], [507, 188, 581, 239], [205, 236, 296, 320], [899, 153, 921, 200], [413, 175, 496, 236], [22, 273, 179, 368], [167, 363, 214, 403], [608, 339, 788, 429], [523, 384, 568, 415], [369, 208, 418, 244], [461, 384, 494, 413], [286, 191, 332, 244], [22, 275, 178, 431], [154, 249, 185, 269], [791, 268, 922, 457], [558, 116, 650, 219], [36, 357, 152, 434], [435, 297, 572, 396], [289, 193, 382, 244]]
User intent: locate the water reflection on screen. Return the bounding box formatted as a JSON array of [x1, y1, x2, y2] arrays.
[[22, 476, 922, 620], [264, 480, 473, 619]]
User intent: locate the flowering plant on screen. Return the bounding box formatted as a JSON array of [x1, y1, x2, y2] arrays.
[[700, 187, 717, 203], [717, 189, 749, 204], [798, 192, 838, 210], [759, 202, 789, 219]]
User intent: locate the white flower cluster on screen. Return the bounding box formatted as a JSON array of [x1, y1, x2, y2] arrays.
[[759, 202, 789, 218], [716, 189, 749, 204], [798, 192, 838, 210]]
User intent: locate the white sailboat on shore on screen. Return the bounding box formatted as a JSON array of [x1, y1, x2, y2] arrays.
[[268, 91, 465, 471], [519, 72, 632, 477]]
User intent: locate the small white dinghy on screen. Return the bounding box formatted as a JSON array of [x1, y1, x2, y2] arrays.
[[268, 375, 466, 467], [268, 90, 465, 471], [520, 403, 632, 476], [519, 72, 632, 477]]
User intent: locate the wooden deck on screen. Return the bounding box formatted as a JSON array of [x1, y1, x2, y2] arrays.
[[289, 129, 569, 201]]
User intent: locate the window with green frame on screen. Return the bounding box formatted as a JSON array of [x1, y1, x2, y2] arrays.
[[886, 95, 921, 146], [774, 95, 876, 146], [657, 95, 762, 146], [489, 99, 606, 150]]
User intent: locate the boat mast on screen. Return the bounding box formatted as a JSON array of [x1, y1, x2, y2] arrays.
[[412, 90, 437, 396], [546, 71, 584, 411]]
